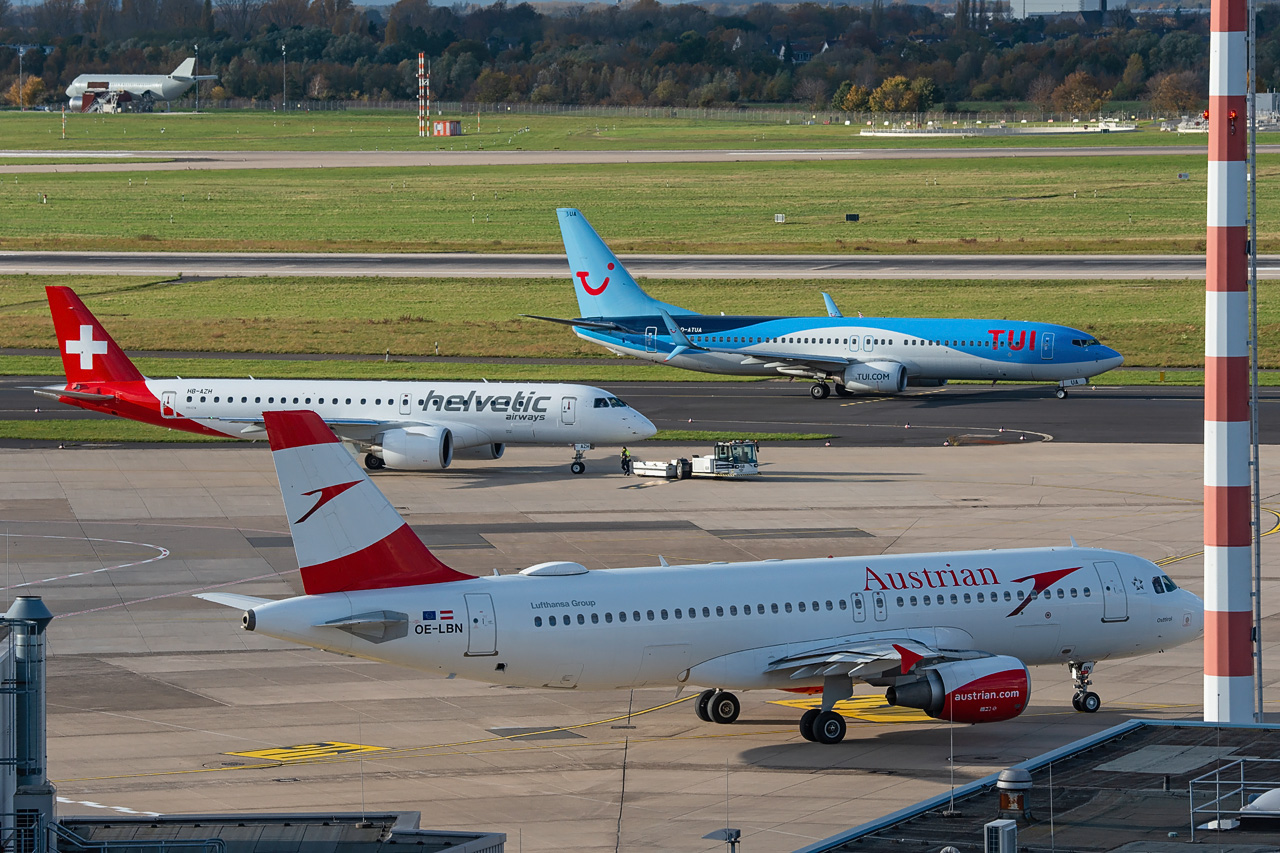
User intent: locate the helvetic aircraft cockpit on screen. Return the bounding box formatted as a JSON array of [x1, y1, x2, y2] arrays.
[[199, 410, 1204, 746]]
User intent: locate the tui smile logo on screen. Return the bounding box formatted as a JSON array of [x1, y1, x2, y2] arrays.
[[295, 480, 361, 524], [576, 263, 613, 296], [1006, 566, 1082, 617]]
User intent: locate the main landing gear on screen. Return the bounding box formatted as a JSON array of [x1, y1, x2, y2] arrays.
[[364, 453, 385, 471], [1069, 660, 1101, 713], [799, 708, 848, 744], [695, 688, 741, 724], [570, 443, 591, 475], [1056, 388, 1069, 399], [810, 382, 830, 400]]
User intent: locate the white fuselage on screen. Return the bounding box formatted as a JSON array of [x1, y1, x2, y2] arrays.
[[244, 546, 1203, 692], [144, 378, 653, 447], [66, 73, 194, 102]]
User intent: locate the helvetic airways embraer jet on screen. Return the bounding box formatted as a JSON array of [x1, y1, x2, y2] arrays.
[[199, 410, 1203, 745], [526, 209, 1125, 400], [66, 58, 217, 111], [38, 286, 655, 473]]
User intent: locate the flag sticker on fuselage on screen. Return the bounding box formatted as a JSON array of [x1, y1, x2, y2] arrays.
[[228, 742, 388, 762], [422, 610, 453, 621]]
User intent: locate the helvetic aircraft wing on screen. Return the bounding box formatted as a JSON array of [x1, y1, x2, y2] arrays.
[[765, 637, 991, 682], [220, 417, 469, 442]]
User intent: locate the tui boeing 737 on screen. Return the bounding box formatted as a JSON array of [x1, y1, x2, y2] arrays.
[[36, 286, 655, 473], [198, 410, 1203, 745], [526, 209, 1125, 400]]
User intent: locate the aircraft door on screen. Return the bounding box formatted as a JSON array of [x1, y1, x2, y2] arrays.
[[464, 593, 497, 655], [864, 336, 874, 352], [872, 591, 888, 621], [1093, 561, 1129, 622], [645, 326, 658, 353], [399, 393, 412, 415], [849, 336, 860, 353], [851, 593, 867, 622], [161, 391, 177, 418], [560, 396, 577, 425], [1040, 332, 1055, 360]]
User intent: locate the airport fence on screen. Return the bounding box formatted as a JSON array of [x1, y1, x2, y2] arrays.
[[204, 98, 1166, 126]]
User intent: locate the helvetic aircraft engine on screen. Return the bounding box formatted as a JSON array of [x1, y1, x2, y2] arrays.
[[842, 362, 907, 394], [886, 656, 1029, 723], [377, 426, 454, 470], [455, 442, 506, 460]]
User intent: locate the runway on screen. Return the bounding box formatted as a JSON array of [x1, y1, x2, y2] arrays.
[[7, 376, 1277, 446], [0, 144, 1249, 174], [3, 250, 1268, 279]]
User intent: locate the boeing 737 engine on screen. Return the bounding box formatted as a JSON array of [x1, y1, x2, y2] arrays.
[[842, 362, 908, 395], [374, 426, 454, 470], [885, 656, 1029, 723]]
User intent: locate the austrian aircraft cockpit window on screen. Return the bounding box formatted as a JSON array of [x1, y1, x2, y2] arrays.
[[1152, 575, 1179, 593]]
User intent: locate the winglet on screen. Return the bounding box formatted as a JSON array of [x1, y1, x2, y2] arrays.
[[264, 410, 471, 594], [893, 643, 924, 675], [1069, 535, 1079, 547], [822, 292, 843, 318], [658, 308, 702, 363]]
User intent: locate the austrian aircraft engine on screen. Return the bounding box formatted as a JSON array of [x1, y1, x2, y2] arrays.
[[885, 656, 1029, 723], [377, 426, 454, 470], [842, 362, 907, 395]]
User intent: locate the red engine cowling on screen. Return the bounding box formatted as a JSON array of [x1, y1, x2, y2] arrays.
[[885, 656, 1029, 723]]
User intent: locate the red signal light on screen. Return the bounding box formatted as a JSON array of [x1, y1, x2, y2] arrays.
[[1203, 109, 1210, 120]]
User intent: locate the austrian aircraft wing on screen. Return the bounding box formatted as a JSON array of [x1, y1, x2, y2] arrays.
[[765, 637, 990, 682]]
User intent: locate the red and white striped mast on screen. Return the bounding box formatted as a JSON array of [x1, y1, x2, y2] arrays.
[[418, 53, 426, 138], [1205, 0, 1254, 722]]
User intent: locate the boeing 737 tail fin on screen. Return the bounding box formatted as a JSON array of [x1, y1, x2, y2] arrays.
[[172, 58, 196, 78], [264, 410, 472, 595], [46, 286, 146, 386], [557, 208, 685, 318]]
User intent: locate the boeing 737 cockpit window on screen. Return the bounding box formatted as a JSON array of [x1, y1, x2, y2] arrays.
[[1073, 337, 1101, 347]]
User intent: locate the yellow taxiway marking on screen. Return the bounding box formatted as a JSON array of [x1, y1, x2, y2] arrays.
[[1156, 507, 1279, 567], [228, 742, 388, 762], [771, 695, 932, 723]]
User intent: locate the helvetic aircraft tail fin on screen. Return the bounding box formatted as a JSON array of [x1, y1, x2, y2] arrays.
[[557, 208, 686, 319], [46, 286, 146, 386], [172, 58, 196, 78], [264, 410, 472, 595]]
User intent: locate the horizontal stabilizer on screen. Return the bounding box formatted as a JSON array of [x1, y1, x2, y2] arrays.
[[195, 592, 273, 610], [520, 314, 635, 333], [33, 387, 114, 403]]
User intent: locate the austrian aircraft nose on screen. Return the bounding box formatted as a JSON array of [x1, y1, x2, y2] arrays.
[[1182, 589, 1205, 637]]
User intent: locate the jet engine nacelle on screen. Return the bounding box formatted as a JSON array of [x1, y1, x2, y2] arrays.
[[842, 361, 907, 394], [885, 655, 1029, 723], [378, 426, 454, 470], [68, 96, 84, 111], [454, 442, 505, 460]]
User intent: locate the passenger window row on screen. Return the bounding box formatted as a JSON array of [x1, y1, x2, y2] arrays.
[[533, 598, 850, 628], [892, 587, 1091, 608], [187, 394, 396, 405]]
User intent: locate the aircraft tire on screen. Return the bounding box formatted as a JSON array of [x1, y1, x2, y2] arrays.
[[1080, 691, 1101, 713], [813, 710, 847, 744], [364, 453, 385, 471], [695, 688, 717, 722], [810, 383, 831, 400], [708, 691, 740, 724], [833, 384, 854, 398], [570, 461, 586, 475], [799, 708, 821, 742], [1071, 693, 1084, 712], [1056, 388, 1068, 399]]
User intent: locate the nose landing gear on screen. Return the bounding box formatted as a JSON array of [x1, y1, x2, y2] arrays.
[[1069, 660, 1100, 713], [570, 443, 591, 474]]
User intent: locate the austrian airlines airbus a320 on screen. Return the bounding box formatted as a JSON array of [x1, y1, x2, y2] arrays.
[[199, 410, 1204, 744], [38, 287, 655, 473], [527, 209, 1124, 400]]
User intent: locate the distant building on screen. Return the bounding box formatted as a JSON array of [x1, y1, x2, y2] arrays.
[[1012, 0, 1124, 19]]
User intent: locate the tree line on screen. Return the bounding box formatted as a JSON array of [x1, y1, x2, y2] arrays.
[[0, 0, 1261, 113]]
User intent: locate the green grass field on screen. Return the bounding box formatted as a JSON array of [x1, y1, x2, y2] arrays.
[[0, 154, 1262, 254], [3, 275, 1278, 368], [0, 110, 1230, 153]]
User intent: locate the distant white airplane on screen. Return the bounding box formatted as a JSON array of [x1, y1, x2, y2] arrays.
[[199, 409, 1204, 745], [38, 286, 656, 473], [66, 58, 216, 112]]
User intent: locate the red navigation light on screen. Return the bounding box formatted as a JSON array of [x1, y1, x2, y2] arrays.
[[1203, 109, 1211, 120], [1229, 109, 1238, 120]]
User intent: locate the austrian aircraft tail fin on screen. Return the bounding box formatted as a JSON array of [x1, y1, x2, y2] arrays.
[[557, 208, 684, 319], [172, 58, 196, 78], [46, 286, 146, 386], [264, 410, 472, 595]]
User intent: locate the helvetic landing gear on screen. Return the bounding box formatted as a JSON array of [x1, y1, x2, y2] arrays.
[[1069, 660, 1100, 713], [364, 453, 385, 471], [694, 688, 740, 724], [570, 443, 591, 475], [810, 382, 831, 400]]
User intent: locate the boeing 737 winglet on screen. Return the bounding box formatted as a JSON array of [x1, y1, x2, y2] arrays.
[[198, 410, 1203, 744], [37, 286, 655, 473], [527, 209, 1125, 400]]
